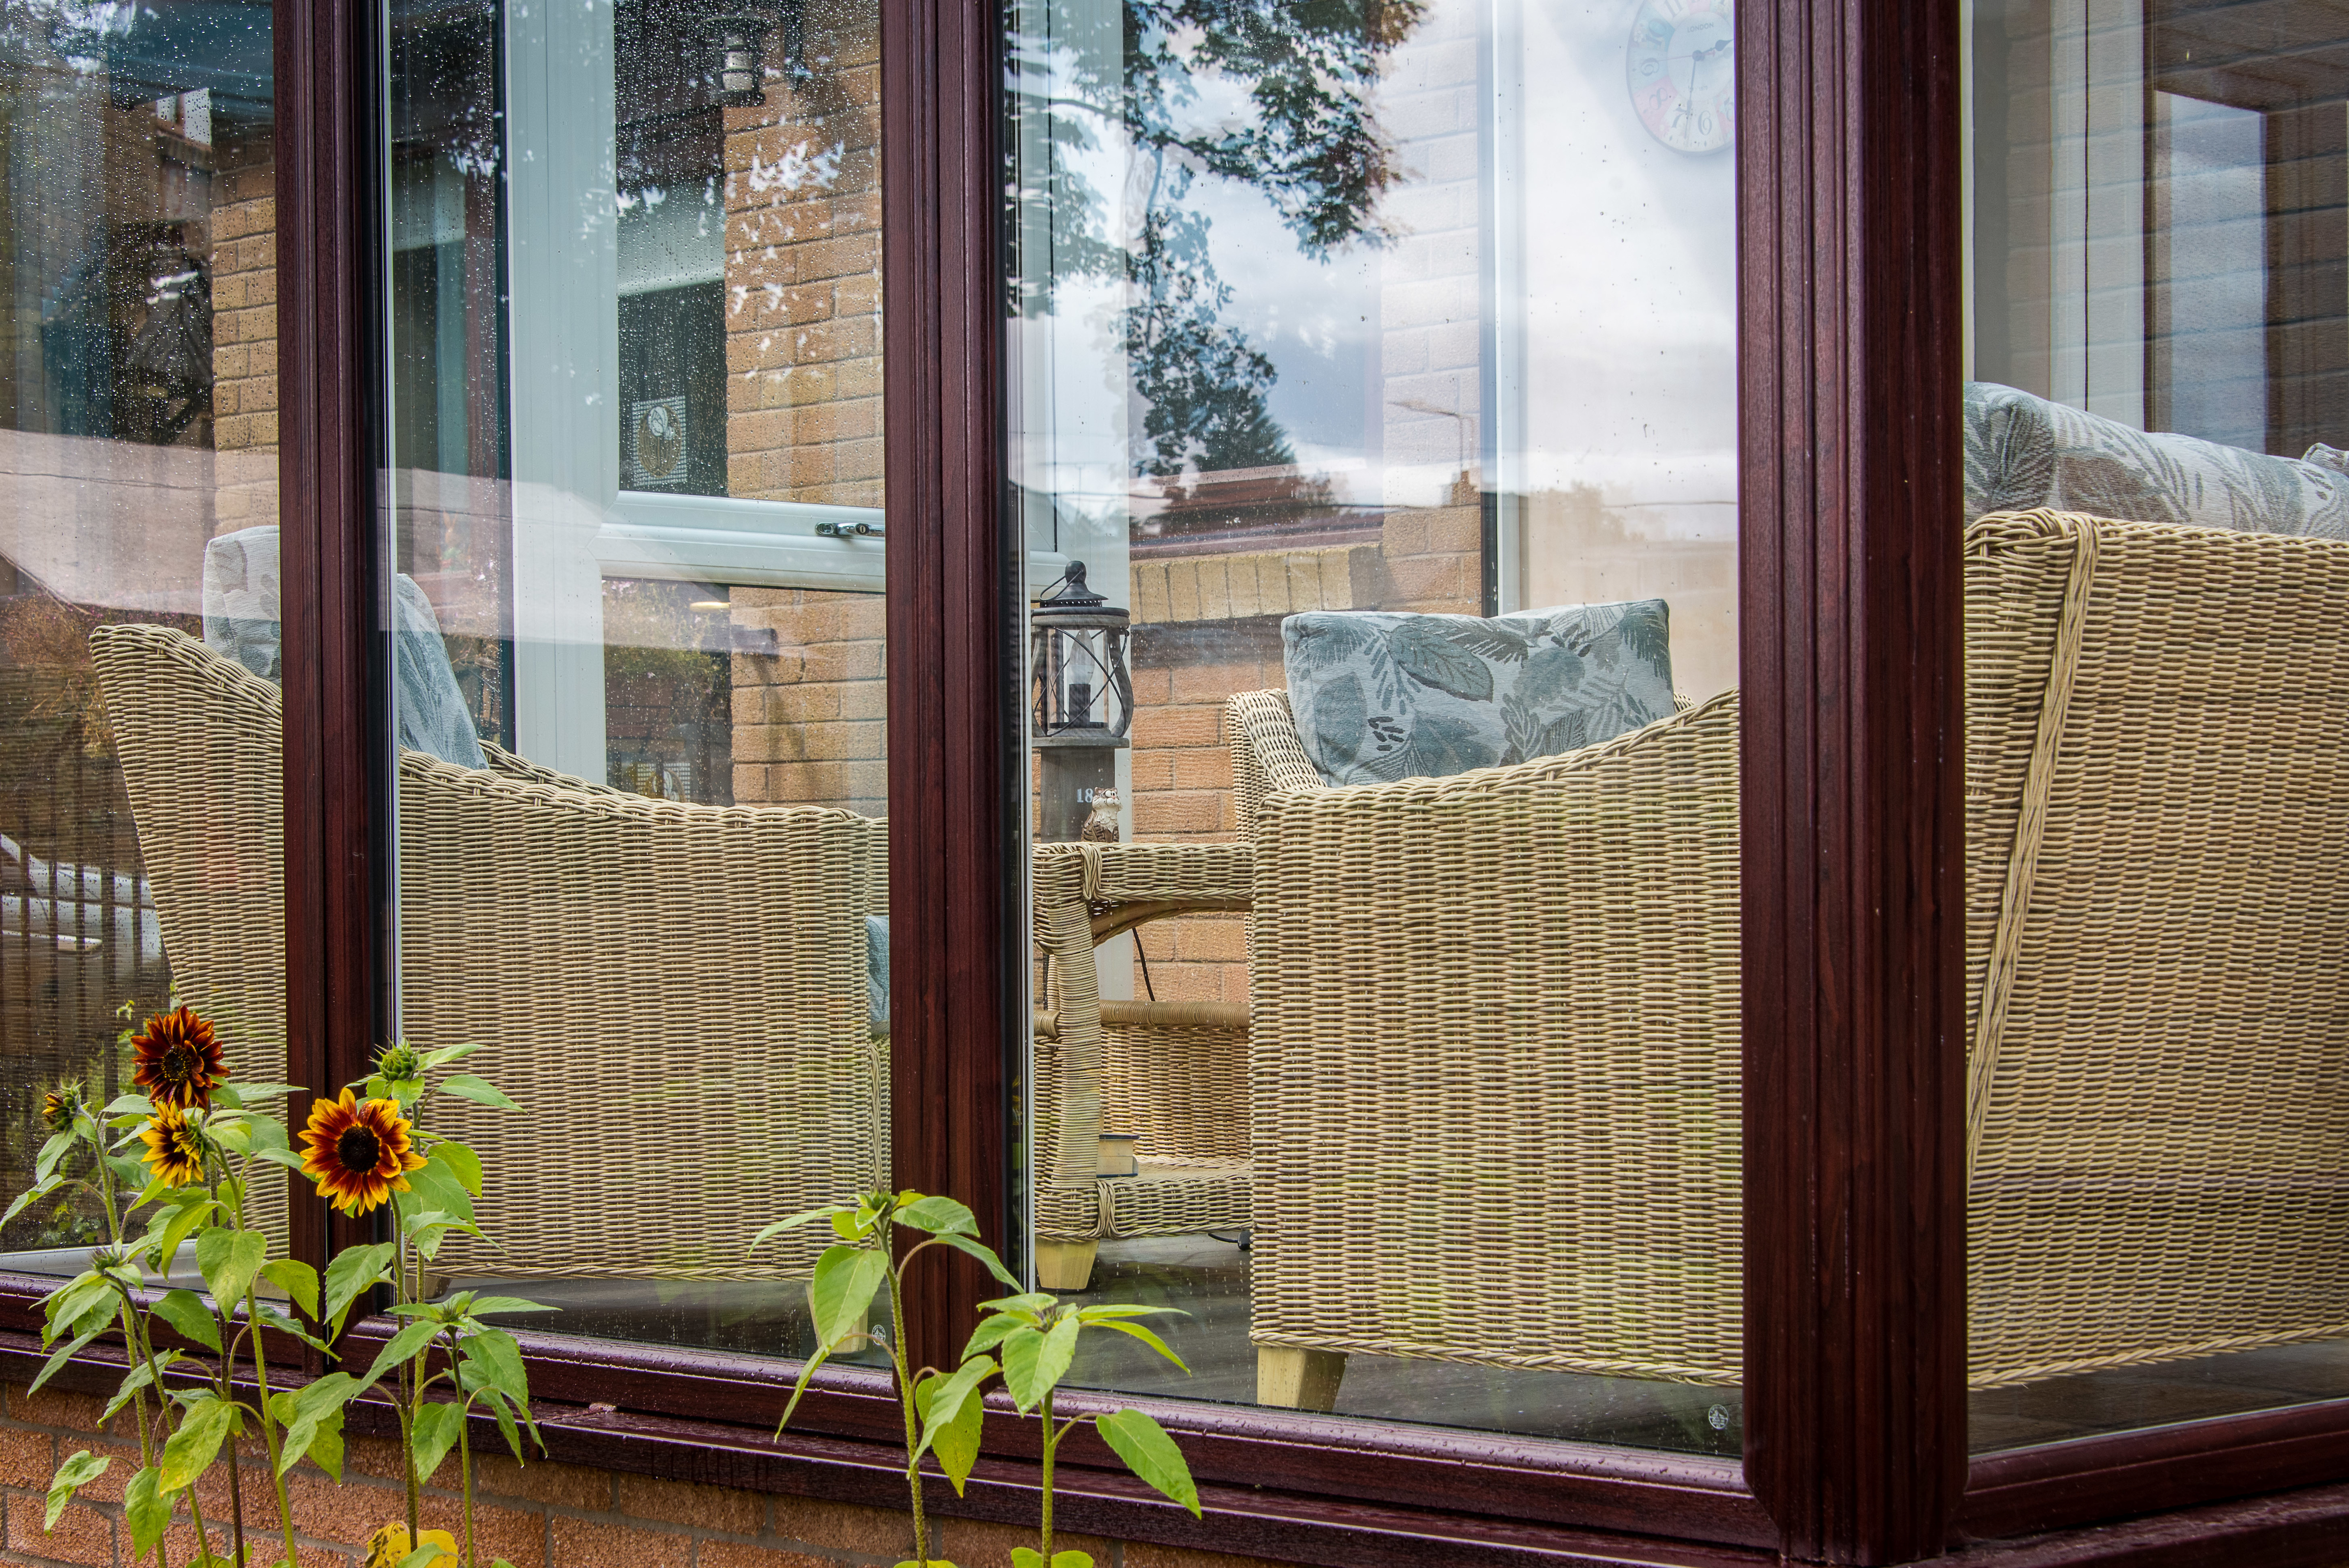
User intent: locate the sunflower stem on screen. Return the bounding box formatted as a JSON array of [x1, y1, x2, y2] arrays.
[[459, 1388, 477, 1568], [1038, 1386, 1056, 1564], [885, 1222, 931, 1565]]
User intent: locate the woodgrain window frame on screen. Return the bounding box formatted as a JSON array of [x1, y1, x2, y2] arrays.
[[4, 1, 2349, 1564]]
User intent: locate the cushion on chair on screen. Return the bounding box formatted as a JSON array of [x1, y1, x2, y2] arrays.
[[202, 526, 489, 770], [1280, 601, 1676, 786], [1963, 381, 2349, 537]]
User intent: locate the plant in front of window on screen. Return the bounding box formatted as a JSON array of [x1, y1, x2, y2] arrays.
[[26, 1004, 342, 1568], [756, 1190, 1199, 1568], [299, 1041, 551, 1568]]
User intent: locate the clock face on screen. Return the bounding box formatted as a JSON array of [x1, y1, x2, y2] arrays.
[[1627, 0, 1734, 155]]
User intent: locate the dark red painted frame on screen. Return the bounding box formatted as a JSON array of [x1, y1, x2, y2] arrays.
[[9, 0, 2349, 1563]]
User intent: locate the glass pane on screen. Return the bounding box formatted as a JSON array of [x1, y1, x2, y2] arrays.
[[1966, 0, 2349, 1450], [0, 1, 278, 1274], [1011, 0, 1740, 1447], [380, 0, 892, 1355]]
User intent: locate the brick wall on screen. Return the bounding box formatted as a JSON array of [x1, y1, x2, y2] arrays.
[[721, 15, 888, 813], [0, 1383, 1295, 1568], [208, 131, 277, 537]]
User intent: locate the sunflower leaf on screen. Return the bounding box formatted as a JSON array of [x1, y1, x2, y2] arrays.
[[147, 1196, 218, 1276], [101, 1093, 154, 1117], [808, 1246, 889, 1349], [232, 1084, 304, 1102], [34, 1130, 74, 1183], [996, 1325, 1049, 1412], [360, 1319, 441, 1390], [323, 1242, 395, 1334], [748, 1206, 850, 1249], [459, 1330, 529, 1406], [961, 1315, 1021, 1361], [46, 1450, 111, 1530], [30, 1325, 104, 1394], [895, 1196, 979, 1236], [405, 1161, 475, 1225], [1093, 1408, 1199, 1517], [158, 1395, 236, 1491], [195, 1227, 267, 1311], [438, 1075, 518, 1111], [931, 1232, 1018, 1287], [253, 1302, 331, 1354], [259, 1259, 319, 1319], [409, 1401, 465, 1487], [774, 1342, 832, 1435], [2, 1174, 65, 1227], [253, 1148, 308, 1171], [1081, 1318, 1189, 1373], [420, 1042, 482, 1069], [428, 1142, 482, 1198], [101, 1353, 182, 1424], [976, 1292, 1055, 1317], [151, 1290, 222, 1353], [461, 1295, 555, 1319], [476, 1384, 524, 1463], [123, 1467, 174, 1557]]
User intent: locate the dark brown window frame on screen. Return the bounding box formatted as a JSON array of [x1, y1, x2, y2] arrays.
[[4, 0, 2349, 1564]]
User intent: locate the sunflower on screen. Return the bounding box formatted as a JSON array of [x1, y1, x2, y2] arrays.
[[138, 1104, 207, 1188], [299, 1090, 424, 1215], [130, 1006, 227, 1109], [39, 1080, 83, 1133]]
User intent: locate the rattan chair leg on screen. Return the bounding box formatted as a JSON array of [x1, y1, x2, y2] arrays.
[[1257, 1347, 1345, 1411], [1036, 1240, 1099, 1292]]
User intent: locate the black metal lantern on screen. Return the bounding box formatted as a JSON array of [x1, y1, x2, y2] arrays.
[[1031, 561, 1132, 745], [689, 3, 804, 106], [1031, 562, 1132, 840]]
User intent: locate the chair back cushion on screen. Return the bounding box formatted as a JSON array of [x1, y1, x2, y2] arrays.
[[1279, 601, 1676, 785], [1965, 381, 2349, 537], [202, 525, 488, 770]]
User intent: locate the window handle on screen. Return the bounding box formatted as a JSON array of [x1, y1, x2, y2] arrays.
[[817, 520, 885, 538]]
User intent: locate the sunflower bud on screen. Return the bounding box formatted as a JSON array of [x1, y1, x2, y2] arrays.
[[39, 1080, 84, 1133], [375, 1041, 423, 1082]]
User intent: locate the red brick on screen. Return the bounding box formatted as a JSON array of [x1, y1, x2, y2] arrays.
[[694, 1542, 836, 1568], [610, 1473, 762, 1535], [10, 1389, 109, 1436], [1131, 707, 1221, 751], [1172, 748, 1234, 792], [0, 1427, 54, 1491], [11, 1494, 113, 1566], [769, 1496, 915, 1558], [547, 1516, 688, 1568], [936, 1517, 1114, 1564], [1125, 1545, 1299, 1568], [470, 1454, 610, 1512], [1135, 792, 1223, 837], [418, 1496, 548, 1568]]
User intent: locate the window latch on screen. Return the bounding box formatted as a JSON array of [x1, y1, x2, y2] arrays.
[[816, 520, 885, 538]]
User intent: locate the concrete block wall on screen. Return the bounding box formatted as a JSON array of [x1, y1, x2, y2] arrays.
[[0, 1384, 1294, 1568]]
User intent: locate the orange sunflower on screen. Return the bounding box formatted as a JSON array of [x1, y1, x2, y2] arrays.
[[130, 1006, 227, 1109], [40, 1080, 83, 1133], [299, 1090, 424, 1215], [138, 1104, 207, 1187]]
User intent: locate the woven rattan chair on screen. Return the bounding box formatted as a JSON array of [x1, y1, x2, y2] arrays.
[[91, 623, 886, 1280], [1031, 840, 1251, 1288], [1228, 510, 2349, 1407]]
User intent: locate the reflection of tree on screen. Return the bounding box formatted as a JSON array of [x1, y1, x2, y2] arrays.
[[1012, 0, 1422, 477]]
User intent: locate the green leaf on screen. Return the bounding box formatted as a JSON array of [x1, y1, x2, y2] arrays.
[[439, 1075, 518, 1111], [45, 1451, 110, 1529], [101, 1353, 183, 1424], [230, 1083, 303, 1102], [932, 1232, 1020, 1287], [962, 1314, 1021, 1361], [259, 1259, 320, 1319], [152, 1290, 223, 1353], [1012, 1551, 1047, 1568], [1001, 1314, 1080, 1412], [101, 1092, 154, 1117], [460, 1330, 529, 1405], [253, 1148, 308, 1171], [1093, 1408, 1199, 1517], [147, 1195, 218, 1277], [428, 1142, 483, 1198], [773, 1343, 832, 1436], [253, 1302, 332, 1354], [912, 1360, 993, 1495], [123, 1467, 174, 1557], [34, 1130, 74, 1183], [360, 1320, 442, 1389], [242, 1113, 292, 1157], [420, 1041, 482, 1069], [42, 1272, 114, 1340], [30, 1327, 104, 1394], [307, 1411, 346, 1482], [274, 1374, 358, 1477], [461, 1296, 555, 1318], [410, 1401, 465, 1487], [404, 1161, 475, 1225], [808, 1246, 889, 1349], [748, 1206, 852, 1249], [195, 1227, 267, 1311], [478, 1384, 524, 1463], [894, 1196, 978, 1236], [159, 1395, 236, 1490], [324, 1242, 396, 1332], [976, 1292, 1055, 1316], [3, 1174, 64, 1227], [997, 1325, 1047, 1412], [1083, 1318, 1189, 1373]]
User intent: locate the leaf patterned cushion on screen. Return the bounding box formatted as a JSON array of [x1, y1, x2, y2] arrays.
[[1281, 602, 1676, 787], [1964, 381, 2349, 538]]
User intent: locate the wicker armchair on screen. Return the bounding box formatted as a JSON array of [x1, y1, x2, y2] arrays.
[[1227, 510, 2349, 1407], [1031, 840, 1251, 1289], [91, 623, 886, 1280]]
